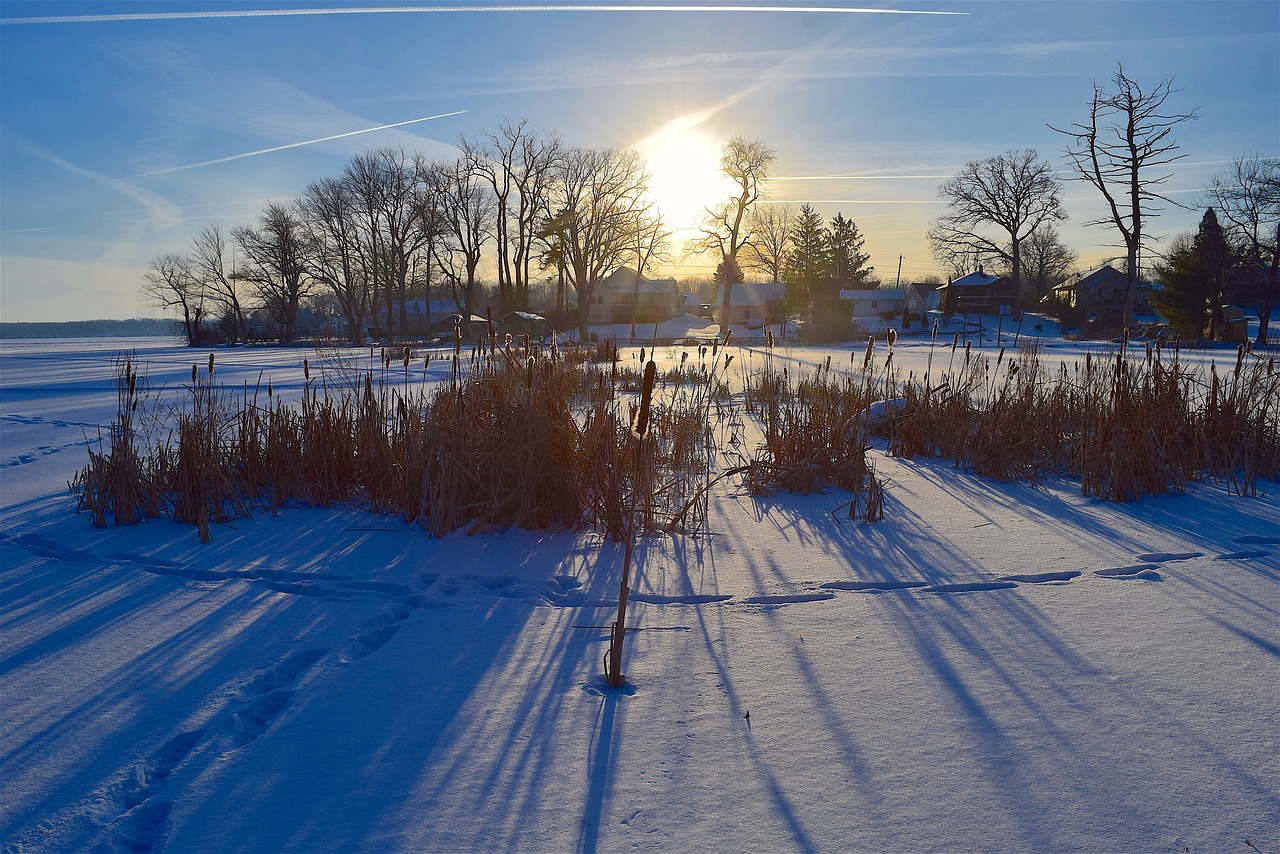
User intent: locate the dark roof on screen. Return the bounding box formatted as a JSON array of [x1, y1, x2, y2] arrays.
[[943, 270, 1005, 289]]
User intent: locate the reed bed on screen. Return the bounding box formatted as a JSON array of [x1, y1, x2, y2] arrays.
[[871, 333, 1280, 501], [73, 341, 735, 541]]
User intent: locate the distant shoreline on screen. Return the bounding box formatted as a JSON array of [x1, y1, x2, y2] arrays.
[[0, 319, 180, 339]]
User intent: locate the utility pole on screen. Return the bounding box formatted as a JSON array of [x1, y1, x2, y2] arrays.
[[895, 255, 903, 287]]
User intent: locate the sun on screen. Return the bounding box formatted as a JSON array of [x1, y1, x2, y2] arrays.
[[637, 125, 737, 232]]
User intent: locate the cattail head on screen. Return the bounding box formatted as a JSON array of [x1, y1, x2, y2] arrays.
[[888, 328, 897, 348], [191, 364, 198, 384], [208, 353, 215, 375], [767, 329, 775, 349], [931, 319, 939, 341], [304, 358, 310, 381]]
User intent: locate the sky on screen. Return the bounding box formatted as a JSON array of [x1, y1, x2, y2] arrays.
[[1, 0, 1277, 322]]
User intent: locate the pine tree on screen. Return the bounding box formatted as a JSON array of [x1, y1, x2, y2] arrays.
[[783, 204, 827, 316], [1151, 208, 1238, 340], [826, 213, 874, 290]]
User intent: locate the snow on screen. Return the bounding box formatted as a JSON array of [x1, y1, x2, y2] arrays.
[[2, 332, 1277, 853]]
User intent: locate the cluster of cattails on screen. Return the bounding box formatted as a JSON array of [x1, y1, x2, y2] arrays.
[[869, 338, 1278, 500], [72, 339, 746, 541]]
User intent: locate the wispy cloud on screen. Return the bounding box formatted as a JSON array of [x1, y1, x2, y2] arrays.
[[3, 5, 966, 25], [5, 130, 183, 229], [141, 111, 469, 176]]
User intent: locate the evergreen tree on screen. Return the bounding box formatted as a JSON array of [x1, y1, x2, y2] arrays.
[[783, 204, 827, 316], [1151, 208, 1238, 340], [825, 213, 874, 290]]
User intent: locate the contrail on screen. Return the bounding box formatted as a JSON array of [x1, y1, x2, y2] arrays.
[[141, 110, 468, 176], [4, 6, 967, 25]]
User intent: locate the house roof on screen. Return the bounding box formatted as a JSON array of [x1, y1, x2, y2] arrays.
[[600, 266, 678, 294], [943, 270, 1006, 289], [714, 282, 785, 306]]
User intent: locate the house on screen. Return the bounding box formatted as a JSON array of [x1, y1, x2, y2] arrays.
[[905, 282, 943, 314], [584, 267, 683, 324], [839, 288, 906, 318], [937, 269, 1019, 316], [713, 282, 786, 327], [499, 311, 553, 340], [1049, 265, 1155, 329], [1221, 304, 1275, 345]]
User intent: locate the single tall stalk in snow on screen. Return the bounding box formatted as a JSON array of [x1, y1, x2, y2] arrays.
[[606, 359, 656, 690]]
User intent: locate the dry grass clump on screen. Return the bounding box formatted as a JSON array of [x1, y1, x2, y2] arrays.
[[741, 356, 886, 521], [875, 334, 1279, 501], [73, 341, 736, 541], [71, 356, 167, 527]]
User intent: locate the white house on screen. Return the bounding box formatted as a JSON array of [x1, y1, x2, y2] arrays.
[[839, 288, 906, 318], [713, 282, 786, 327], [584, 267, 683, 324]]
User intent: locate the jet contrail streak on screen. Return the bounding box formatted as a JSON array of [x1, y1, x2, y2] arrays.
[[4, 6, 967, 25], [142, 110, 468, 176]]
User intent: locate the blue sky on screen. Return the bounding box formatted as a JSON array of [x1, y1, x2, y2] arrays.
[[1, 0, 1276, 321]]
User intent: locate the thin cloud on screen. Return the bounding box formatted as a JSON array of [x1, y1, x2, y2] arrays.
[[3, 6, 967, 25], [762, 198, 943, 204], [6, 131, 184, 229], [141, 110, 468, 176]]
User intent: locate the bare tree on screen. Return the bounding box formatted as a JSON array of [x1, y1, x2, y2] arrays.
[[926, 149, 1065, 315], [1009, 226, 1078, 303], [740, 203, 794, 283], [463, 119, 562, 314], [1205, 155, 1280, 345], [628, 212, 674, 337], [1052, 64, 1199, 329], [233, 201, 314, 343], [299, 177, 372, 344], [189, 223, 246, 344], [431, 158, 495, 330], [342, 148, 440, 341], [693, 136, 776, 333], [141, 253, 205, 345], [543, 147, 652, 339]]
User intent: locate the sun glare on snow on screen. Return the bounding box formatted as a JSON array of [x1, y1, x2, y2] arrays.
[[638, 126, 736, 232]]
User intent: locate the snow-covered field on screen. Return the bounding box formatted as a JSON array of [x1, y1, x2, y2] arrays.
[[2, 333, 1277, 853]]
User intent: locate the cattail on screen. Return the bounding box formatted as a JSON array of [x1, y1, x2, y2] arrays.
[[723, 329, 733, 347], [964, 340, 972, 362], [725, 354, 734, 368], [680, 351, 688, 367], [952, 332, 960, 352], [208, 353, 215, 376], [888, 328, 897, 347], [304, 358, 310, 381], [191, 364, 198, 384], [863, 335, 874, 368], [996, 346, 1005, 367], [640, 347, 646, 363], [767, 329, 775, 349], [931, 319, 939, 340]]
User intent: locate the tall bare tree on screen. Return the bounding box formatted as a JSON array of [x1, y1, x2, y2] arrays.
[[543, 147, 652, 338], [430, 158, 495, 329], [233, 201, 314, 343], [1052, 64, 1199, 329], [463, 119, 562, 314], [694, 136, 776, 333], [740, 203, 795, 283], [345, 148, 443, 340], [189, 223, 246, 345], [299, 177, 372, 344], [927, 149, 1065, 315], [141, 253, 205, 345], [1205, 155, 1279, 345], [627, 212, 673, 337]]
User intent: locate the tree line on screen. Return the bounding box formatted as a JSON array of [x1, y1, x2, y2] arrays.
[[145, 65, 1277, 347]]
